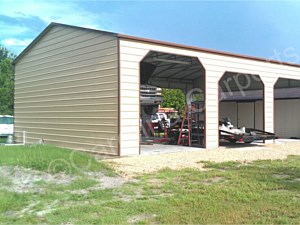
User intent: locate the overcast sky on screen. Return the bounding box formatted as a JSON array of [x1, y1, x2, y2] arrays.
[[1, 0, 300, 63]]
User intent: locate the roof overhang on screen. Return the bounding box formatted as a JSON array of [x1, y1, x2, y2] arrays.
[[13, 22, 300, 70], [118, 34, 300, 69]]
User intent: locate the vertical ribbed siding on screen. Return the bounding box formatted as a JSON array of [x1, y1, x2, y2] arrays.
[[119, 41, 148, 156], [220, 101, 263, 130], [205, 70, 223, 148], [14, 25, 119, 155], [254, 101, 263, 130], [275, 99, 300, 138], [260, 76, 277, 135], [237, 102, 255, 128], [220, 102, 237, 125]]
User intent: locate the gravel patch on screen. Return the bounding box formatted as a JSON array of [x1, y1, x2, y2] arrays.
[[0, 166, 129, 194], [84, 171, 129, 189], [105, 141, 300, 177], [1, 141, 299, 193], [0, 166, 76, 193], [68, 172, 131, 195]]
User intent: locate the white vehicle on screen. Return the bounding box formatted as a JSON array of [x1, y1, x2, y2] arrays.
[[0, 115, 14, 136]]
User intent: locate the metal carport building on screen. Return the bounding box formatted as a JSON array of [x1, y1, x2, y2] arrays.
[[13, 23, 300, 156]]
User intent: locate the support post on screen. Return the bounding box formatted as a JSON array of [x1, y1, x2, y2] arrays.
[[205, 70, 224, 149], [261, 76, 277, 144]]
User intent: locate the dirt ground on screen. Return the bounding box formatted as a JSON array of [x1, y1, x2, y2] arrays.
[[104, 141, 300, 177], [1, 141, 300, 193], [0, 166, 128, 194]]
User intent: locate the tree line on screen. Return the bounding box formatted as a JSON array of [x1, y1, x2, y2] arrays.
[[0, 45, 15, 115]]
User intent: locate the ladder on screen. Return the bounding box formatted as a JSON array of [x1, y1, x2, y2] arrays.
[[190, 101, 205, 147], [177, 102, 204, 147], [177, 104, 192, 146]]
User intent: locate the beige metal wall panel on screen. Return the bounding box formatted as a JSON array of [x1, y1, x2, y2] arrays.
[[17, 42, 117, 73], [119, 38, 300, 151], [275, 99, 300, 138], [119, 64, 143, 156], [119, 40, 300, 79], [17, 32, 117, 66], [17, 53, 117, 77], [254, 101, 263, 130], [237, 102, 255, 128], [16, 61, 117, 84], [119, 44, 149, 155], [220, 102, 237, 125], [261, 78, 277, 134], [16, 72, 118, 93], [205, 70, 223, 148], [14, 25, 119, 155], [17, 90, 117, 101], [15, 82, 118, 99], [220, 101, 263, 130], [16, 90, 117, 103]]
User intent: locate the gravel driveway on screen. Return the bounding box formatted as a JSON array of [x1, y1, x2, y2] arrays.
[[105, 140, 300, 177]]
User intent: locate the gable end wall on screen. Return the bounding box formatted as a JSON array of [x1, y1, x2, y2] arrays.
[[14, 25, 119, 155]]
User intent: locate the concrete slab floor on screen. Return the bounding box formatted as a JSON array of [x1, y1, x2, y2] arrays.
[[141, 144, 201, 156], [140, 139, 300, 156]]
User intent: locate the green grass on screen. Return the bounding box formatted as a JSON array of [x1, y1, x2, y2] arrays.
[[0, 144, 113, 175], [0, 144, 300, 224], [0, 137, 7, 143]]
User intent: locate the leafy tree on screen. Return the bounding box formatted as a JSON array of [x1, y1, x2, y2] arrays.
[[0, 46, 15, 60], [161, 88, 186, 112], [0, 45, 15, 115]]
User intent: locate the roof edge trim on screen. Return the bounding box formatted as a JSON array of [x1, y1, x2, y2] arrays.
[[118, 34, 300, 68], [13, 22, 118, 65], [13, 22, 300, 69]]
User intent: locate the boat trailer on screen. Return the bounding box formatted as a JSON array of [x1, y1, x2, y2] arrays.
[[219, 118, 275, 143]]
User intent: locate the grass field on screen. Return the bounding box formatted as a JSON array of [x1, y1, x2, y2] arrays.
[[0, 145, 299, 224], [0, 144, 113, 175], [0, 137, 6, 143]]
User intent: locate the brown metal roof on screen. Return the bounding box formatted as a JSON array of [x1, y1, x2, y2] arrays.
[[14, 22, 300, 68]]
